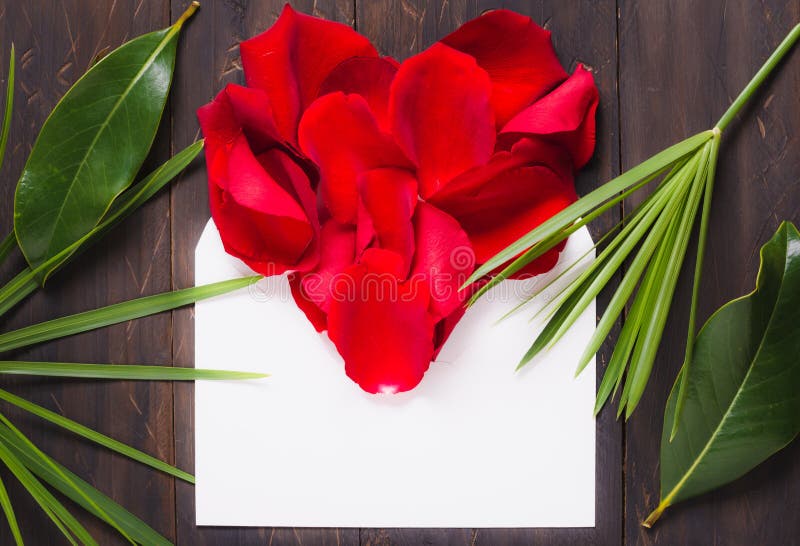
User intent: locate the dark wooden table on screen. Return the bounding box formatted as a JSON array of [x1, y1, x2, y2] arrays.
[[0, 1, 798, 544]]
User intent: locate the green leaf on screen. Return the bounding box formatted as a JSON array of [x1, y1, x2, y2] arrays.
[[0, 472, 23, 546], [0, 141, 204, 318], [622, 142, 712, 418], [466, 165, 673, 306], [0, 424, 171, 546], [0, 44, 14, 172], [13, 4, 197, 279], [0, 232, 15, 268], [523, 149, 700, 373], [0, 361, 266, 381], [0, 388, 193, 484], [671, 132, 721, 439], [644, 221, 800, 527], [0, 437, 96, 545], [40, 140, 204, 283], [0, 270, 38, 320], [0, 414, 133, 544], [464, 130, 712, 288], [0, 276, 260, 353]]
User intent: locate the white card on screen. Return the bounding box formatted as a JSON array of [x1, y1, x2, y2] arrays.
[[194, 221, 596, 528]]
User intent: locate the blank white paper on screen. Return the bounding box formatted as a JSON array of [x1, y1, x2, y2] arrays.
[[194, 221, 596, 528]]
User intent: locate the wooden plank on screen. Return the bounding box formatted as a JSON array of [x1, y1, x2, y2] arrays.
[[168, 1, 358, 544], [357, 1, 621, 544], [618, 1, 800, 544], [0, 1, 175, 544]]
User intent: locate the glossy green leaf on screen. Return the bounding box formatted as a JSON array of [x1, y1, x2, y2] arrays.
[[0, 141, 204, 318], [0, 276, 260, 353], [39, 139, 204, 283], [645, 222, 800, 527], [13, 4, 197, 279]]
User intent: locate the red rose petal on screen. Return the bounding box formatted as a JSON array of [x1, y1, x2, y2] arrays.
[[429, 139, 576, 274], [328, 251, 434, 394], [389, 42, 495, 198], [221, 84, 283, 151], [408, 202, 474, 321], [441, 9, 568, 127], [240, 4, 377, 142], [198, 83, 321, 275], [299, 220, 358, 314], [358, 168, 418, 275], [318, 56, 398, 129], [501, 65, 599, 168], [298, 92, 412, 223], [197, 84, 282, 161], [289, 272, 328, 332], [209, 136, 316, 273]]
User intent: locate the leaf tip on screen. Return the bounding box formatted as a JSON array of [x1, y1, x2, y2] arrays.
[[668, 424, 678, 442]]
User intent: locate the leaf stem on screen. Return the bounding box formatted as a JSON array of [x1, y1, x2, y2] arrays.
[[175, 1, 200, 28], [643, 502, 667, 528], [716, 23, 800, 132]]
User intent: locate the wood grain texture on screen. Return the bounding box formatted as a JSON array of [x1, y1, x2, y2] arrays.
[[618, 1, 800, 545], [0, 1, 175, 544], [0, 0, 797, 544]]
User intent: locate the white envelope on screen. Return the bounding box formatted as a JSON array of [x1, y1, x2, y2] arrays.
[[194, 221, 596, 528]]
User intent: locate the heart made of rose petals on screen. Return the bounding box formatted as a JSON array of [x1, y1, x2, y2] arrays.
[[197, 5, 599, 394]]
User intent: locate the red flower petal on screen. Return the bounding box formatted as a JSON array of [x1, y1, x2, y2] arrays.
[[240, 4, 377, 142], [299, 220, 357, 314], [298, 92, 411, 223], [328, 249, 434, 394], [210, 137, 318, 274], [318, 56, 398, 129], [388, 42, 495, 198], [441, 9, 567, 127], [198, 85, 320, 275], [410, 202, 474, 321], [501, 65, 599, 168], [358, 168, 418, 275], [289, 272, 328, 332], [197, 84, 283, 161], [429, 139, 576, 275]]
